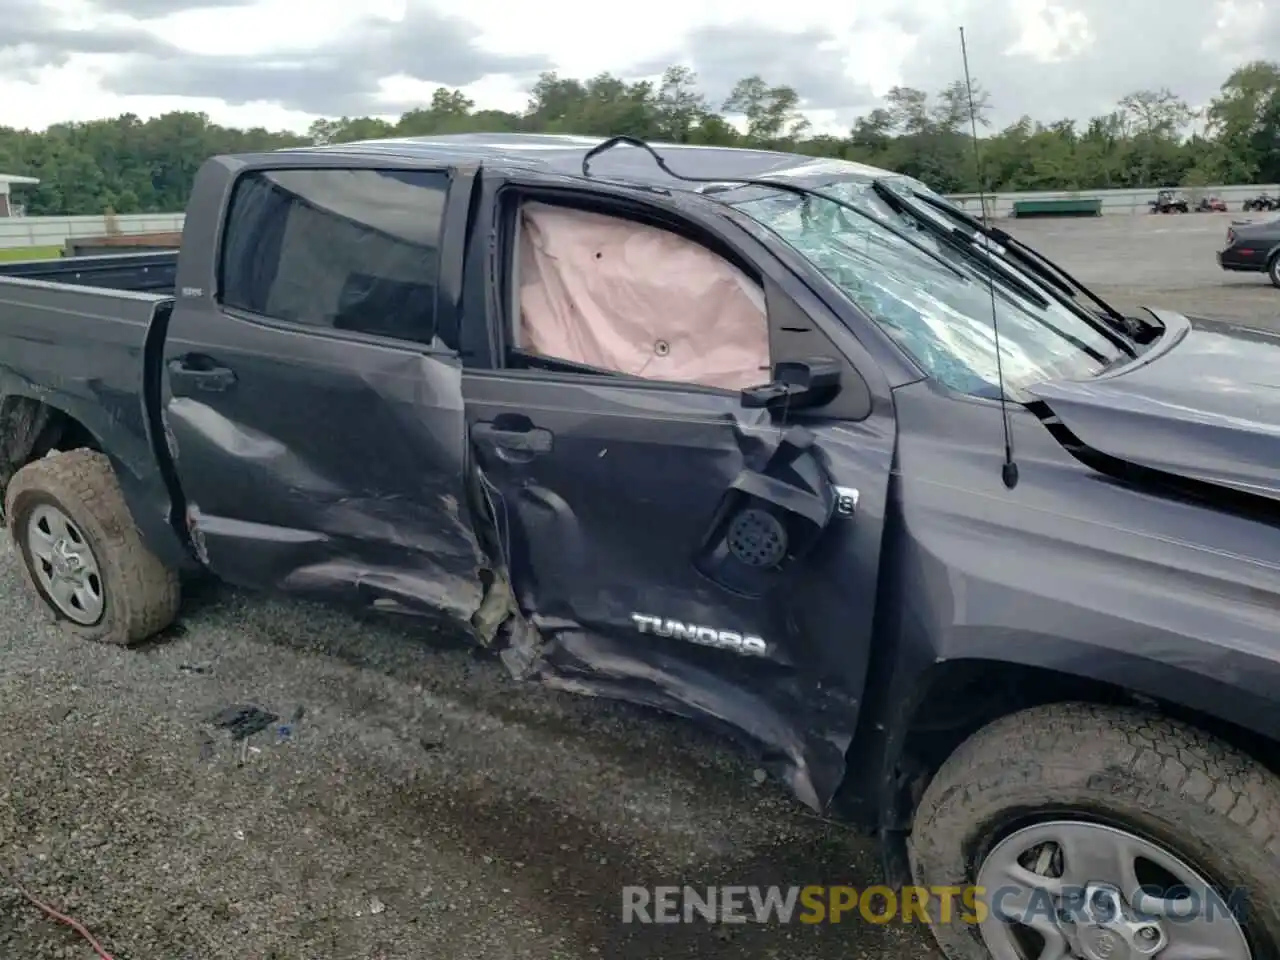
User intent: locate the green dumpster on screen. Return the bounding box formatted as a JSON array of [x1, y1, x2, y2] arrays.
[[1011, 198, 1103, 218]]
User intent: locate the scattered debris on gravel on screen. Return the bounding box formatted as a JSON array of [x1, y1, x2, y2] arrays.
[[0, 538, 930, 959]]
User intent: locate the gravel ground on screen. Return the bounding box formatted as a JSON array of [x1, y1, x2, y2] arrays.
[[2, 211, 1276, 960], [0, 561, 926, 960]]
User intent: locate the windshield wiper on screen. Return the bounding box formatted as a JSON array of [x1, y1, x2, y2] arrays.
[[907, 189, 1133, 331], [871, 180, 1136, 358], [868, 181, 1053, 311]]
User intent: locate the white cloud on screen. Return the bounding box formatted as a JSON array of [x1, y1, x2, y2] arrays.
[[0, 0, 1276, 133], [1005, 0, 1093, 61], [0, 60, 319, 131]]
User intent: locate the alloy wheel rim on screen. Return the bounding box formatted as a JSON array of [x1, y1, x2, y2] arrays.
[[25, 503, 105, 625], [974, 819, 1251, 960]]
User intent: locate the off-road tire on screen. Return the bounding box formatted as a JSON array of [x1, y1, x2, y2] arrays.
[[5, 449, 180, 645], [909, 702, 1280, 960]]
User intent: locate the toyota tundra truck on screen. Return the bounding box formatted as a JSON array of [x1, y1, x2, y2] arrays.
[[1, 133, 1278, 960]]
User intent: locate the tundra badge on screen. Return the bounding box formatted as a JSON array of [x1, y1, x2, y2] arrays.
[[631, 614, 768, 657]]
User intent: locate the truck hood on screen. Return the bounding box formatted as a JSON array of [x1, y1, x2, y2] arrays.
[[1025, 310, 1280, 502]]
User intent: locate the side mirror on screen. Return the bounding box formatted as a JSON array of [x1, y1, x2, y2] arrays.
[[740, 357, 842, 410]]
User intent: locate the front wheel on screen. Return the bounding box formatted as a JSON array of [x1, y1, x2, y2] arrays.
[[909, 703, 1280, 960], [1269, 253, 1280, 289], [5, 449, 180, 644]]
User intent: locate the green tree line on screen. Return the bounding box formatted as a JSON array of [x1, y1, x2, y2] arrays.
[[4, 61, 1280, 216]]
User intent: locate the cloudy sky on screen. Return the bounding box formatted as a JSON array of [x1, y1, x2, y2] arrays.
[[0, 0, 1274, 134]]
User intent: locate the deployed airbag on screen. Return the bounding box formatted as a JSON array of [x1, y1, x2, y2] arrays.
[[517, 202, 771, 391]]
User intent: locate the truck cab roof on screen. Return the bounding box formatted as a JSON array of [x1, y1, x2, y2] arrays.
[[281, 132, 909, 195]]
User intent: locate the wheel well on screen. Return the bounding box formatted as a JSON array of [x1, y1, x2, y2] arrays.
[[0, 396, 101, 515], [895, 661, 1280, 816]]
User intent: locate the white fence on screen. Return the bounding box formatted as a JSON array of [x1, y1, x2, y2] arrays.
[[4, 182, 1280, 249], [948, 184, 1280, 218], [0, 213, 183, 249]]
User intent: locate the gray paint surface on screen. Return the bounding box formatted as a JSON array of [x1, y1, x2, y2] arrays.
[[0, 141, 1279, 959], [0, 134, 1276, 875]]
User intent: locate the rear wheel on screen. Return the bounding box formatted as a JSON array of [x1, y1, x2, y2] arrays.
[[909, 703, 1280, 960], [5, 449, 180, 644], [1268, 253, 1280, 289]]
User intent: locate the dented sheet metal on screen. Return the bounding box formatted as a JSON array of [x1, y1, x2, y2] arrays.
[[527, 631, 856, 811], [165, 335, 873, 810], [464, 372, 891, 812], [164, 342, 487, 622], [154, 153, 894, 815], [1025, 312, 1280, 504]]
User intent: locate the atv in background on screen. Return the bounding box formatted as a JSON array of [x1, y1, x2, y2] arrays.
[[1242, 192, 1279, 212], [1149, 188, 1189, 213], [1196, 195, 1228, 212]]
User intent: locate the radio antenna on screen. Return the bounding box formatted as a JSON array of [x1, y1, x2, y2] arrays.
[[960, 26, 1018, 489]]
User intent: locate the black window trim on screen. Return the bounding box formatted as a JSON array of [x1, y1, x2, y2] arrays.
[[216, 301, 462, 357], [214, 164, 459, 356]]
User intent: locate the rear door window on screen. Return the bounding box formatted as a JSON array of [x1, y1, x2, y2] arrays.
[[219, 168, 449, 345]]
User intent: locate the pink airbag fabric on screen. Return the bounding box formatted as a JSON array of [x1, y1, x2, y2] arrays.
[[518, 202, 770, 391]]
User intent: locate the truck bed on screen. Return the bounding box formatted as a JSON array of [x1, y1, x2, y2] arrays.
[[0, 250, 177, 293], [0, 250, 178, 553], [0, 250, 176, 359]]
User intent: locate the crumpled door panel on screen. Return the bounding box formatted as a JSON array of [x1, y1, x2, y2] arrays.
[[166, 337, 487, 623], [464, 373, 888, 813], [528, 629, 857, 812], [693, 425, 837, 598]]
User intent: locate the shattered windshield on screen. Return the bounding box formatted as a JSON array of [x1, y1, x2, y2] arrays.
[[731, 178, 1129, 398]]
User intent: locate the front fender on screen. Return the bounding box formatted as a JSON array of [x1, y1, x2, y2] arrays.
[[939, 632, 1280, 745], [841, 637, 1280, 887], [850, 620, 1280, 839]]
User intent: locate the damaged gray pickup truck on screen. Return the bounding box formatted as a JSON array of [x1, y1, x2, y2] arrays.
[[3, 133, 1280, 960]]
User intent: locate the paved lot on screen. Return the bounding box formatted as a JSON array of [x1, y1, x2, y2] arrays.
[[1005, 210, 1280, 323], [1, 211, 1276, 959]]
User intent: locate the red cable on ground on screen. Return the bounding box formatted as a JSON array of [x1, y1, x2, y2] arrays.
[[6, 876, 116, 960]]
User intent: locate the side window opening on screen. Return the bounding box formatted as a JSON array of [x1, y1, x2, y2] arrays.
[[507, 199, 772, 392], [219, 167, 450, 345]]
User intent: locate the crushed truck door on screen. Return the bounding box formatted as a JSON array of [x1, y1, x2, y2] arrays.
[[161, 158, 487, 619], [464, 188, 895, 810]]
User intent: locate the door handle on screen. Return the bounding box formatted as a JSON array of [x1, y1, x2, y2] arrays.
[[473, 420, 553, 455], [168, 355, 237, 392]]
